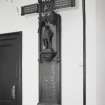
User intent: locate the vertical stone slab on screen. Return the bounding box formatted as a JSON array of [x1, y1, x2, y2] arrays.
[[38, 11, 61, 105]]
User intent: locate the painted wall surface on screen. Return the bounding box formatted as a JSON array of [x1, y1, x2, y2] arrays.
[[96, 0, 105, 105], [60, 1, 83, 105], [0, 0, 96, 105], [86, 0, 96, 105]]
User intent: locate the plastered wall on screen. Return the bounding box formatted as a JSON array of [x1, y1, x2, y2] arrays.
[[86, 0, 96, 105], [96, 0, 105, 105]]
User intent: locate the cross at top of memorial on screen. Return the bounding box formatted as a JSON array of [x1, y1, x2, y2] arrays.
[[21, 0, 75, 16]]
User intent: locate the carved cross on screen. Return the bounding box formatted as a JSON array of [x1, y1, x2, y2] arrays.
[[21, 0, 75, 15]]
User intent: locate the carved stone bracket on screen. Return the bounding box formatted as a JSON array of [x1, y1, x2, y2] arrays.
[[40, 51, 57, 62]]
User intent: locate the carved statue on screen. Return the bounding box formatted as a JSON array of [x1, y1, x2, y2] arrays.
[[41, 23, 54, 51]]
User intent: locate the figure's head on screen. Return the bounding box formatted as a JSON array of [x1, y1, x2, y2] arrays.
[[45, 25, 50, 30], [48, 11, 57, 25], [38, 0, 42, 3], [41, 21, 45, 28]]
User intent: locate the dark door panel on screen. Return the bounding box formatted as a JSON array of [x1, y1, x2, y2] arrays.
[[0, 32, 22, 105]]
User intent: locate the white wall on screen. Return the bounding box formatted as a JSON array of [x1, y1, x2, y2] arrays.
[[86, 0, 96, 105], [96, 0, 105, 105], [0, 0, 97, 105], [60, 0, 83, 105]]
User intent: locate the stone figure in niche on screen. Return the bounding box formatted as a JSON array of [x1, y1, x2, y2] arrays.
[[41, 21, 54, 52], [39, 12, 58, 62]]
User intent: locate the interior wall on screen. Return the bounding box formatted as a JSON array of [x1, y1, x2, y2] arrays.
[[86, 0, 96, 105], [96, 0, 105, 105], [59, 0, 83, 105], [0, 0, 96, 105]]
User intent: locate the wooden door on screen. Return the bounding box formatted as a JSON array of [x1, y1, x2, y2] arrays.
[[0, 32, 22, 105]]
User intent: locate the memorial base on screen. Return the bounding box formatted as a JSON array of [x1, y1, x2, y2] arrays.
[[37, 103, 60, 105]]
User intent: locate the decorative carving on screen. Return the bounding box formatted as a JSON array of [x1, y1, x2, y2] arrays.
[[39, 12, 58, 62], [42, 23, 53, 51], [21, 0, 75, 15]]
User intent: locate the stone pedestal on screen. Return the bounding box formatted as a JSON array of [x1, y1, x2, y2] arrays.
[[38, 103, 60, 105]]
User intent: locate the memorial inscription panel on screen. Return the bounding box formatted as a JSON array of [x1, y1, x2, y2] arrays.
[[38, 11, 61, 105]]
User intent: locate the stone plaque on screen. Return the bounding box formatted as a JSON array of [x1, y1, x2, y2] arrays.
[[38, 11, 61, 105]]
